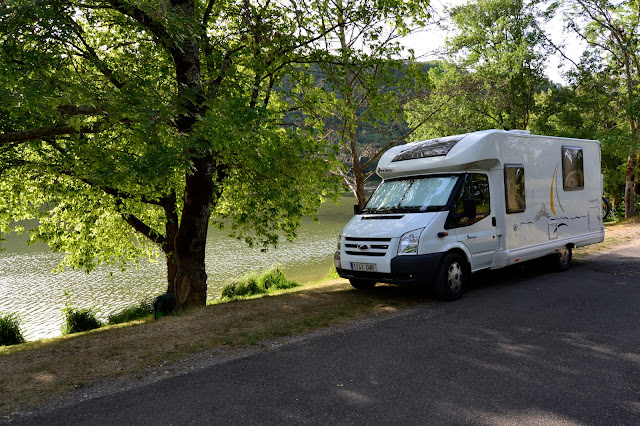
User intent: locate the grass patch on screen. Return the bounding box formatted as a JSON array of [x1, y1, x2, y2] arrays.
[[0, 312, 25, 346], [107, 297, 155, 325], [219, 264, 300, 300]]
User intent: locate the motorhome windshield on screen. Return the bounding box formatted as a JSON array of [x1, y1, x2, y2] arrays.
[[362, 175, 460, 214]]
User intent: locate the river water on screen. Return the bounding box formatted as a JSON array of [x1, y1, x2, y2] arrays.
[[0, 199, 355, 341]]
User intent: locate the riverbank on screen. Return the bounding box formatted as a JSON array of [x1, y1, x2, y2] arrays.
[[1, 218, 639, 419], [0, 199, 353, 341]]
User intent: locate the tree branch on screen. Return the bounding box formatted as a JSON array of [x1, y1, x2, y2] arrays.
[[105, 0, 172, 50], [0, 123, 101, 144], [117, 202, 167, 246]]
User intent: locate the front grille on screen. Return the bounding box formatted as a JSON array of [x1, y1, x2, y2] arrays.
[[343, 237, 393, 257], [345, 251, 386, 257], [345, 244, 389, 249], [345, 237, 391, 242]]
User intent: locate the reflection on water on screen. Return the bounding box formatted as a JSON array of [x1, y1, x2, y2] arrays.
[[0, 199, 354, 341]]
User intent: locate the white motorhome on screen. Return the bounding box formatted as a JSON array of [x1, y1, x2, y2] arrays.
[[334, 129, 605, 300]]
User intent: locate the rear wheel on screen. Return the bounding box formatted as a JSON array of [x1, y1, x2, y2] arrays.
[[550, 245, 572, 272], [349, 279, 376, 290], [435, 253, 469, 301]]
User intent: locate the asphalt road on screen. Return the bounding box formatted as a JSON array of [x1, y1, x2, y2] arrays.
[[11, 242, 640, 425]]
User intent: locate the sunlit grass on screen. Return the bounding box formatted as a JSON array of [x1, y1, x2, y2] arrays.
[[219, 264, 301, 300]]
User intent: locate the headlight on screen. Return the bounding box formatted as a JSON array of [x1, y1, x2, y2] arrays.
[[337, 233, 342, 250], [398, 228, 423, 255]]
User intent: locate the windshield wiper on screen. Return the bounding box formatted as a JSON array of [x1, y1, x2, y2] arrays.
[[361, 206, 419, 214]]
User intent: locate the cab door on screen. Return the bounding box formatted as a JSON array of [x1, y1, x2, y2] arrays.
[[452, 173, 498, 270]]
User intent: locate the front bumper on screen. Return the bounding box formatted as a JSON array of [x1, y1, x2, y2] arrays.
[[336, 252, 443, 286]]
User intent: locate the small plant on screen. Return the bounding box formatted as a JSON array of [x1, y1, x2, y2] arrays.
[[0, 312, 25, 346], [107, 296, 155, 325], [260, 264, 298, 290], [62, 292, 102, 334], [322, 266, 340, 281], [220, 264, 300, 301]]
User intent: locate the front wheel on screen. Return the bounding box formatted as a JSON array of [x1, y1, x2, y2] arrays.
[[349, 279, 376, 290], [435, 253, 469, 301], [550, 245, 572, 272]]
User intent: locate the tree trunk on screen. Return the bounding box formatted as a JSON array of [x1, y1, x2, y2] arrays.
[[635, 150, 640, 197], [173, 155, 214, 310], [162, 193, 180, 294], [625, 154, 636, 218], [355, 174, 367, 210], [166, 2, 213, 310]]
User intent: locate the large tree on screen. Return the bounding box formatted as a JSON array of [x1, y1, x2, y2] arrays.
[[312, 0, 432, 208], [407, 0, 551, 138], [560, 0, 640, 218], [0, 0, 351, 310]]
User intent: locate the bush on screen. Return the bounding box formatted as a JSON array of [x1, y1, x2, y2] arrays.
[[260, 265, 298, 290], [107, 297, 155, 325], [0, 312, 25, 346], [61, 291, 102, 334], [220, 264, 300, 300]]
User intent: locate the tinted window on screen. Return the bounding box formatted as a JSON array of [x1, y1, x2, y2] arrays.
[[454, 173, 491, 226], [504, 165, 526, 213], [562, 146, 584, 191]]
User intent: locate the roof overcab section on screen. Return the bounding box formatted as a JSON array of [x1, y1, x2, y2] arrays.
[[391, 134, 468, 162]]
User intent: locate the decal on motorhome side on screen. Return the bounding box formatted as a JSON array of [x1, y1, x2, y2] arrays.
[[550, 162, 565, 215]]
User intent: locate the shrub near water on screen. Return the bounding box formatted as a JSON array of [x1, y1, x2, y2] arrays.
[[62, 306, 102, 334], [220, 265, 300, 300], [107, 297, 155, 325], [0, 312, 25, 346]]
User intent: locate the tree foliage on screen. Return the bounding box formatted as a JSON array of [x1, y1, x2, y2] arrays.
[[407, 0, 551, 139], [557, 0, 640, 217], [312, 0, 432, 208], [0, 0, 348, 309]]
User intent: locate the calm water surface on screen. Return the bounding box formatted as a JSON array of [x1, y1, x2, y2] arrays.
[[0, 199, 355, 341]]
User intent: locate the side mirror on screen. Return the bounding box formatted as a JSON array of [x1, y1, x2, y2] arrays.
[[354, 204, 361, 215], [462, 198, 476, 220]]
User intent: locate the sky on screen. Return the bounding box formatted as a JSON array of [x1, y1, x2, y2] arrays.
[[399, 0, 587, 84]]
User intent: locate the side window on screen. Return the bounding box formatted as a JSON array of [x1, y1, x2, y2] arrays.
[[504, 164, 525, 213], [471, 174, 491, 216], [454, 173, 491, 226], [562, 146, 584, 191]]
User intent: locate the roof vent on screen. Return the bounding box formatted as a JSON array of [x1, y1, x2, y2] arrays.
[[507, 130, 531, 135]]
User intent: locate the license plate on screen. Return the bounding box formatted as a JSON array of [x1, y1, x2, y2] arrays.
[[351, 262, 377, 272]]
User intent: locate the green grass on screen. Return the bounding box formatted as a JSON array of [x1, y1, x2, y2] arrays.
[[0, 312, 25, 346], [219, 264, 301, 300], [107, 297, 155, 325]]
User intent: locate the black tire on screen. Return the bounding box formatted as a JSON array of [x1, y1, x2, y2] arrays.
[[434, 252, 469, 301], [349, 279, 376, 290], [602, 197, 611, 220], [550, 245, 572, 272]]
